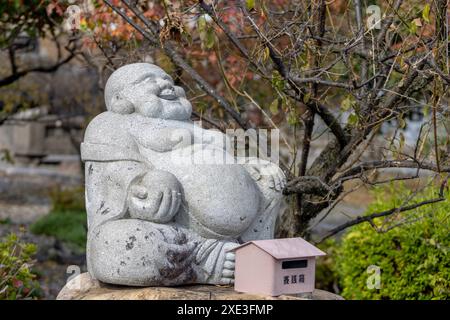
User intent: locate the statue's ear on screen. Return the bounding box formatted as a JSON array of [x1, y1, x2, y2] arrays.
[[109, 93, 135, 114]]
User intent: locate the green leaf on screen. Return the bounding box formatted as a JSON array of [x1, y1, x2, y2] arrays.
[[422, 4, 431, 23], [0, 149, 14, 164], [204, 28, 215, 49], [269, 98, 280, 115], [409, 19, 420, 34], [196, 101, 208, 113], [197, 15, 207, 32], [347, 113, 358, 126], [398, 116, 406, 129], [287, 111, 298, 125], [341, 96, 354, 111], [246, 0, 255, 11], [423, 105, 430, 117], [303, 92, 311, 104], [262, 46, 270, 62], [199, 27, 216, 50], [271, 71, 285, 91]]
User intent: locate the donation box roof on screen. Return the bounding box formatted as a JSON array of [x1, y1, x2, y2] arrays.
[[230, 237, 326, 259]]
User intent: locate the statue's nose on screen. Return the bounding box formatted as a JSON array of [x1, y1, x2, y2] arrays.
[[160, 87, 175, 96]]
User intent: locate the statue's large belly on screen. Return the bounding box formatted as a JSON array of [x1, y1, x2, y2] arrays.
[[174, 165, 260, 238], [150, 147, 261, 239]]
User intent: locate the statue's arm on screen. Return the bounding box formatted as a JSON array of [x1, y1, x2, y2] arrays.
[[82, 141, 182, 226], [84, 159, 148, 230], [82, 113, 183, 225]]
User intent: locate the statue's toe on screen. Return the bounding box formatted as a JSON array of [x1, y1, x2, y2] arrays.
[[222, 269, 234, 278], [217, 242, 239, 285], [219, 277, 234, 285]]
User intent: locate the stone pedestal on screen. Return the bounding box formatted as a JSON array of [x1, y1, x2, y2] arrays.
[[57, 273, 343, 300]]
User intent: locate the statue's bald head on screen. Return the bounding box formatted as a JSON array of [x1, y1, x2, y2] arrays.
[[104, 63, 168, 110], [103, 63, 192, 120]]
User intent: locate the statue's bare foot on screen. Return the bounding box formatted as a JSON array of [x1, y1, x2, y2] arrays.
[[219, 242, 239, 285]]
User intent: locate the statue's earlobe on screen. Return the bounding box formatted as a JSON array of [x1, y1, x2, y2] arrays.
[[109, 93, 135, 114]]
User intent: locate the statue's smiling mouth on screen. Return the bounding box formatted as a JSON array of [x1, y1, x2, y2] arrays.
[[159, 88, 177, 100]]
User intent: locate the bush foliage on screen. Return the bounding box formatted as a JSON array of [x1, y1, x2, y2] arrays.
[[0, 233, 41, 300], [334, 183, 450, 299]]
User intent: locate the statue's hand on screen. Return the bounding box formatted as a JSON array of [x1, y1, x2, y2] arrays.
[[128, 170, 182, 223], [245, 160, 286, 192]]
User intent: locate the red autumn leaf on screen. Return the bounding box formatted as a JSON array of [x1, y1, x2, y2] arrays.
[[46, 3, 56, 16], [12, 278, 23, 288], [46, 1, 64, 17]]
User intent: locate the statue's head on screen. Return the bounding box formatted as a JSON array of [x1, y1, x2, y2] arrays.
[[104, 63, 192, 120]]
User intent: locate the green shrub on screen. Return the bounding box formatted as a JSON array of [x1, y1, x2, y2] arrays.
[[334, 183, 450, 300], [30, 211, 87, 252], [315, 238, 339, 293], [30, 187, 87, 252], [0, 233, 41, 300]]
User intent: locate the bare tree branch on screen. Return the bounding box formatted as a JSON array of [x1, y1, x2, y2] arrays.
[[283, 175, 334, 196], [91, 0, 449, 237], [318, 195, 445, 243], [0, 48, 76, 87], [337, 160, 450, 182], [106, 0, 249, 129]]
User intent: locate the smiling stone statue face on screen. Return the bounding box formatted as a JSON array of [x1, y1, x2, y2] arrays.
[[104, 63, 192, 120], [81, 63, 286, 287]]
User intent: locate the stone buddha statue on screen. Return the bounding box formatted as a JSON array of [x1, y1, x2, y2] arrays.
[[81, 63, 285, 286]]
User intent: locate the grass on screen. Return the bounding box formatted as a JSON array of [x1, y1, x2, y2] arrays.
[[30, 187, 87, 252], [30, 210, 87, 252]]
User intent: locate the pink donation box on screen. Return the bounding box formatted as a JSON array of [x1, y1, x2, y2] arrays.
[[230, 237, 326, 296]]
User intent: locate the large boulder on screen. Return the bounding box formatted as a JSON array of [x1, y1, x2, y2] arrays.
[[57, 273, 343, 300]]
